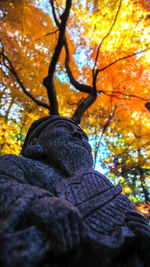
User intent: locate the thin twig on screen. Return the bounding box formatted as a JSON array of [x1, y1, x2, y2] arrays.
[[93, 0, 123, 75], [34, 29, 59, 41], [101, 90, 150, 101], [96, 47, 150, 74], [94, 105, 117, 166]]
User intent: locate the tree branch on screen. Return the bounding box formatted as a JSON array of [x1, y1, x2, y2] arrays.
[[71, 93, 97, 124], [47, 0, 149, 124], [96, 47, 150, 74], [145, 102, 150, 112], [93, 0, 122, 75], [50, 1, 96, 123], [50, 0, 60, 28], [100, 90, 150, 101], [43, 0, 72, 115], [0, 38, 4, 54], [64, 31, 96, 124], [34, 29, 59, 41], [0, 43, 50, 110], [94, 105, 117, 166], [64, 39, 93, 94]]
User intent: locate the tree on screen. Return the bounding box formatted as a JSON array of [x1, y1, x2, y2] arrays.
[[0, 0, 150, 213]]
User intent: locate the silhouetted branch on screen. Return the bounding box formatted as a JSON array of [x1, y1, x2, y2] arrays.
[[96, 47, 150, 74], [71, 93, 97, 124], [0, 39, 4, 54], [68, 43, 97, 124], [67, 98, 85, 106], [35, 29, 59, 41], [101, 90, 150, 101], [145, 102, 150, 112], [50, 0, 60, 28], [94, 105, 118, 166], [48, 0, 149, 124], [43, 0, 72, 115], [64, 31, 97, 124], [93, 0, 122, 74], [50, 1, 96, 123], [64, 40, 93, 94], [0, 42, 50, 110], [92, 0, 149, 95]]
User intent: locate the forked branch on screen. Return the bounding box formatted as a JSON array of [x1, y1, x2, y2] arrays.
[[64, 38, 97, 124], [64, 40, 93, 94], [47, 0, 149, 124], [50, 0, 96, 123]]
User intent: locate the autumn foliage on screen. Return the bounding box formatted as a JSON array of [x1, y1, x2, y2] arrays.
[[0, 0, 150, 217]]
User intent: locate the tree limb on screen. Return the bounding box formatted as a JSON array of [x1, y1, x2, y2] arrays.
[[50, 1, 96, 123], [0, 46, 50, 110], [100, 90, 150, 101], [34, 29, 59, 41], [71, 93, 97, 124], [145, 102, 150, 112], [50, 0, 60, 28], [43, 0, 72, 115], [93, 0, 123, 75], [50, 9, 93, 94], [94, 105, 117, 166], [67, 0, 121, 123], [64, 39, 93, 94], [96, 47, 150, 74], [48, 0, 149, 124]]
